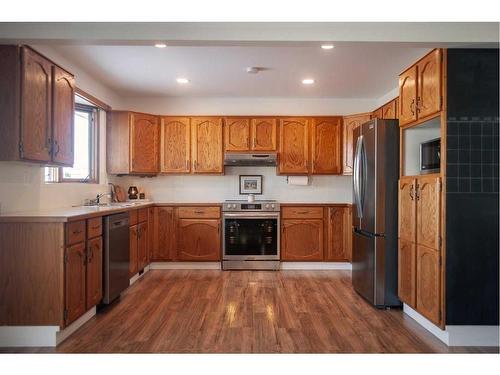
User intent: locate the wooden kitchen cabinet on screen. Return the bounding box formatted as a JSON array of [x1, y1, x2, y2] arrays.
[[137, 221, 149, 270], [311, 117, 342, 174], [398, 177, 416, 242], [281, 219, 324, 261], [129, 224, 138, 276], [107, 111, 160, 175], [224, 118, 250, 151], [416, 245, 441, 324], [0, 45, 75, 166], [398, 238, 416, 307], [342, 113, 371, 175], [160, 117, 191, 173], [416, 175, 441, 250], [399, 49, 443, 126], [251, 118, 277, 151], [191, 117, 223, 174], [176, 219, 221, 261], [65, 242, 86, 325], [152, 206, 176, 261], [86, 236, 103, 309], [371, 108, 383, 120], [129, 208, 150, 275], [326, 206, 351, 261], [381, 98, 398, 120], [279, 118, 309, 174]]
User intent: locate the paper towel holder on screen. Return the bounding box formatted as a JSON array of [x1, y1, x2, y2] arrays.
[[286, 176, 310, 185]]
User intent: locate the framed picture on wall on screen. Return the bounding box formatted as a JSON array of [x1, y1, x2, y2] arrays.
[[239, 175, 263, 195]]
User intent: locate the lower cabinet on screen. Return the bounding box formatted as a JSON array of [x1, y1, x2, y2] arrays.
[[129, 224, 138, 276], [151, 206, 176, 261], [398, 238, 416, 307], [416, 245, 441, 324], [325, 206, 352, 261], [176, 219, 221, 261], [86, 236, 103, 309], [129, 208, 150, 276], [137, 221, 149, 270], [65, 242, 86, 326], [281, 219, 324, 261]]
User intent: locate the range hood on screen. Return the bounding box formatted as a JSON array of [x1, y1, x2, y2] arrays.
[[224, 153, 277, 166]]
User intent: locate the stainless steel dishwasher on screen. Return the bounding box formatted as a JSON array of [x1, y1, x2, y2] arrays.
[[103, 212, 130, 304]]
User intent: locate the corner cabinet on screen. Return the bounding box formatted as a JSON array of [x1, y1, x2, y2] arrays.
[[0, 45, 75, 166], [398, 175, 442, 325], [107, 111, 160, 175], [399, 49, 443, 126], [342, 113, 371, 175], [192, 117, 223, 174]]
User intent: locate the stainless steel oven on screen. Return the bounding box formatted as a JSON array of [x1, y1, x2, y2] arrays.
[[222, 200, 280, 270]]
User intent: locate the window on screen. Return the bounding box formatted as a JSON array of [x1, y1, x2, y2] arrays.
[[45, 102, 99, 183]]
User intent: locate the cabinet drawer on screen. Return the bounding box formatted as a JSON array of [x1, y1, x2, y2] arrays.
[[281, 206, 324, 219], [66, 220, 86, 245], [138, 208, 148, 223], [176, 206, 220, 219], [129, 210, 138, 226], [87, 217, 102, 239]]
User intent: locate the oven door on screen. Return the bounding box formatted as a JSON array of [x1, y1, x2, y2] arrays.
[[223, 212, 280, 260]]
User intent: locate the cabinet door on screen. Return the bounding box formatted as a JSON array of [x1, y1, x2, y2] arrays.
[[416, 245, 441, 324], [371, 108, 382, 120], [161, 117, 190, 173], [224, 118, 250, 151], [137, 222, 148, 270], [52, 65, 75, 166], [192, 118, 223, 174], [398, 238, 416, 307], [326, 207, 349, 261], [86, 236, 102, 309], [417, 49, 442, 120], [279, 118, 309, 174], [399, 65, 418, 126], [311, 117, 342, 174], [129, 225, 138, 276], [416, 176, 441, 250], [398, 178, 416, 242], [281, 219, 323, 261], [176, 219, 221, 261], [251, 118, 277, 151], [148, 207, 156, 261], [130, 113, 159, 173], [20, 47, 52, 162], [342, 114, 370, 175], [153, 207, 175, 261], [382, 99, 397, 119], [65, 242, 86, 326]]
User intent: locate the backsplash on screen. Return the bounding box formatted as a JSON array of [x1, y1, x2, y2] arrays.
[[446, 117, 499, 194], [109, 167, 353, 203]]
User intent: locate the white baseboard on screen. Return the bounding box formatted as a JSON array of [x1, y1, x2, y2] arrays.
[[149, 262, 222, 270], [280, 262, 352, 270], [0, 306, 96, 347], [403, 303, 499, 347], [129, 264, 151, 285]]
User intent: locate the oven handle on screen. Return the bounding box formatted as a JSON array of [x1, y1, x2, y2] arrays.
[[223, 212, 280, 219]]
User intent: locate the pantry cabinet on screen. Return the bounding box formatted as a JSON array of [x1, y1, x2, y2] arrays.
[[342, 113, 371, 175], [160, 117, 191, 173], [0, 45, 75, 166], [192, 117, 224, 174], [107, 111, 160, 174], [398, 238, 416, 307], [399, 49, 443, 126], [416, 245, 441, 324], [311, 117, 342, 174]]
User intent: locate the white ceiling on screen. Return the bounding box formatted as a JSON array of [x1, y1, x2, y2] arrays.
[[51, 44, 430, 98]]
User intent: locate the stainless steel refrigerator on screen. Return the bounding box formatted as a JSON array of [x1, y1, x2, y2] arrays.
[[352, 118, 401, 307]]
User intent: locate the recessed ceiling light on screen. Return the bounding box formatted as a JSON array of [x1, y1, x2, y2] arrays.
[[154, 43, 167, 48], [321, 44, 335, 50], [302, 78, 315, 85], [176, 78, 189, 84]]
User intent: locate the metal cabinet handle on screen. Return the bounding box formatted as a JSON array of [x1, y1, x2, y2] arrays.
[[416, 96, 421, 113], [194, 210, 205, 214], [415, 183, 420, 200], [410, 99, 415, 115], [73, 229, 82, 234], [296, 210, 310, 214], [409, 184, 414, 201]]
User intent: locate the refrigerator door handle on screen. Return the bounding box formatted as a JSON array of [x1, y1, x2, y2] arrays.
[[353, 135, 363, 218], [360, 135, 368, 216]]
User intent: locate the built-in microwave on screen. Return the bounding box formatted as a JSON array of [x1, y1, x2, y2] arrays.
[[420, 138, 441, 174]]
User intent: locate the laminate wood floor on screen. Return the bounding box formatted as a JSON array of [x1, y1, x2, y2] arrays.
[[2, 270, 498, 353]]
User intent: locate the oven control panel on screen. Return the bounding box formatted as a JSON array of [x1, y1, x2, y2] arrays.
[[223, 201, 280, 212]]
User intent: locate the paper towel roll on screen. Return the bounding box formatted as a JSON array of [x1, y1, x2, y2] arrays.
[[287, 176, 309, 186]]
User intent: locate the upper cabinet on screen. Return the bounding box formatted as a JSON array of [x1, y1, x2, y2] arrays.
[[381, 98, 398, 120], [224, 117, 277, 152], [0, 45, 75, 166], [160, 117, 191, 173], [279, 118, 309, 175], [192, 117, 223, 174], [311, 117, 342, 174], [342, 113, 371, 175], [399, 49, 443, 126]]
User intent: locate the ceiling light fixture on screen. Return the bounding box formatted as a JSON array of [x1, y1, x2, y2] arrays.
[[302, 78, 315, 85], [176, 78, 189, 84], [154, 43, 167, 48], [321, 44, 335, 50]]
